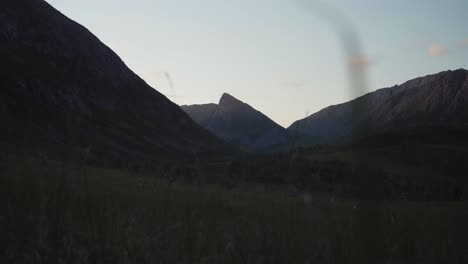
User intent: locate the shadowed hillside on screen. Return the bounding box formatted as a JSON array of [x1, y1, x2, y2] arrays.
[[288, 69, 468, 144], [0, 0, 230, 162], [182, 93, 290, 152]]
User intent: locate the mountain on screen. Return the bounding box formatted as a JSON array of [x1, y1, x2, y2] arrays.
[[180, 103, 218, 127], [181, 93, 290, 152], [288, 69, 468, 144], [0, 0, 229, 161]]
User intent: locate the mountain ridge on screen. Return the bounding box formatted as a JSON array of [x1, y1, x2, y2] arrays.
[[288, 68, 468, 143], [181, 93, 290, 152], [0, 0, 230, 161]]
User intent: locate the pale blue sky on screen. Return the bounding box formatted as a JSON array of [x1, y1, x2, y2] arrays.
[[46, 0, 468, 127]]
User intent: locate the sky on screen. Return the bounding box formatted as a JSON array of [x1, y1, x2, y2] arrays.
[[46, 0, 468, 127]]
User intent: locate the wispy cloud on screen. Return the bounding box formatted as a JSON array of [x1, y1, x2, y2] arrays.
[[428, 44, 448, 57], [460, 39, 468, 48], [348, 55, 373, 71]]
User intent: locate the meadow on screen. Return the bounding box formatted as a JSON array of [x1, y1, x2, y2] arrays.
[[1, 154, 467, 264]]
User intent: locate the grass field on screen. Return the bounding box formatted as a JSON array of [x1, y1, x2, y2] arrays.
[[1, 156, 468, 263]]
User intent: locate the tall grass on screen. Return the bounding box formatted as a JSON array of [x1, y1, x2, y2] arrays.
[[1, 156, 467, 263]]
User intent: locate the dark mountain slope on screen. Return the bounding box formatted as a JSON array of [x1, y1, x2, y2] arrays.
[[288, 69, 468, 143], [181, 93, 290, 152], [180, 103, 218, 126], [0, 0, 229, 160]]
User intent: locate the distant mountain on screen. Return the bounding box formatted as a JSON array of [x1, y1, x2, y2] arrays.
[[181, 93, 290, 152], [180, 103, 218, 127], [0, 0, 229, 161], [288, 69, 468, 144]]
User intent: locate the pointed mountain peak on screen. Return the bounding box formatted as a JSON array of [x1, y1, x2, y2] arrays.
[[219, 93, 243, 107], [219, 93, 239, 104]]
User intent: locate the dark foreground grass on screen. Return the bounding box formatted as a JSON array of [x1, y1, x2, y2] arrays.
[[1, 157, 467, 263]]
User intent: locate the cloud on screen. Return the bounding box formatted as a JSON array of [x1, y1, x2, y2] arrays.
[[460, 39, 468, 48], [428, 44, 448, 57], [348, 55, 373, 71]]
